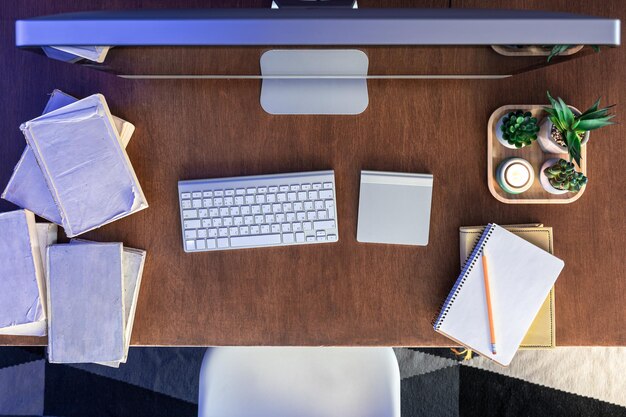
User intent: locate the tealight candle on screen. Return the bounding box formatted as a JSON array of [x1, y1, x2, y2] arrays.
[[496, 158, 534, 194]]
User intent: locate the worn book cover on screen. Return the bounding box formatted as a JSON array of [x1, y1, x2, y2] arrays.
[[20, 94, 147, 237], [47, 242, 125, 363], [0, 210, 46, 333]]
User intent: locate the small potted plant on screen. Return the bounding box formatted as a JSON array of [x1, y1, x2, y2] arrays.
[[495, 110, 539, 149], [537, 91, 615, 167], [539, 158, 588, 194]]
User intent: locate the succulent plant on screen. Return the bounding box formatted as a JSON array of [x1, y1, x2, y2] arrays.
[[500, 110, 539, 148], [544, 91, 615, 167], [545, 45, 600, 62], [544, 158, 588, 192]]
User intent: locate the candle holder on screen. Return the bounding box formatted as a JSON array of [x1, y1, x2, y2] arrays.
[[496, 158, 534, 194]]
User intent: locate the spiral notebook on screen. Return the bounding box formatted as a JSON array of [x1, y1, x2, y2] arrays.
[[434, 223, 564, 366]]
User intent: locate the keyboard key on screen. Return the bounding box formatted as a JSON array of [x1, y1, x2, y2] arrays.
[[316, 236, 326, 241], [241, 206, 251, 215], [203, 198, 213, 207], [240, 226, 250, 235], [282, 223, 292, 232], [203, 191, 213, 197], [258, 186, 267, 193], [236, 188, 246, 195], [245, 195, 255, 204], [279, 185, 289, 192], [219, 227, 228, 237], [217, 238, 229, 248], [283, 233, 295, 243], [197, 229, 208, 238], [327, 234, 337, 241], [252, 205, 261, 214], [266, 194, 276, 203], [229, 227, 239, 236], [265, 214, 275, 223], [206, 238, 217, 249], [262, 204, 272, 214], [184, 219, 201, 229], [214, 190, 224, 197], [298, 191, 308, 200], [244, 216, 254, 225], [255, 215, 264, 223], [214, 197, 223, 206], [304, 201, 314, 210], [199, 209, 208, 218], [328, 209, 335, 219], [212, 218, 223, 227], [246, 187, 256, 194], [183, 209, 198, 219], [230, 207, 240, 216], [235, 196, 244, 205], [301, 183, 311, 190], [315, 201, 324, 210], [294, 202, 304, 211], [314, 220, 336, 230], [272, 203, 282, 212], [225, 189, 235, 196], [256, 194, 266, 204], [286, 213, 296, 222], [317, 210, 327, 220], [268, 186, 278, 193], [316, 230, 326, 237], [231, 234, 281, 247], [209, 208, 219, 217], [185, 229, 197, 239], [307, 211, 317, 220], [271, 224, 281, 233], [192, 192, 202, 198], [223, 217, 233, 226], [181, 200, 192, 209], [202, 219, 212, 228], [224, 197, 234, 206], [234, 216, 243, 226], [296, 232, 305, 242], [251, 225, 260, 234], [260, 224, 270, 234], [181, 192, 191, 199], [287, 192, 297, 201], [293, 222, 302, 232], [290, 184, 300, 191], [319, 189, 333, 199], [296, 212, 306, 221], [277, 193, 287, 202], [283, 203, 293, 212], [208, 228, 218, 237], [303, 222, 312, 231], [323, 182, 333, 189], [192, 199, 202, 208], [307, 236, 316, 242], [312, 183, 322, 190], [276, 213, 286, 223], [196, 239, 206, 250], [220, 207, 229, 216], [185, 240, 196, 251]]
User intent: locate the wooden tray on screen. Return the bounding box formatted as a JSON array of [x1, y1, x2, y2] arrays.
[[487, 105, 587, 204], [491, 45, 584, 57]]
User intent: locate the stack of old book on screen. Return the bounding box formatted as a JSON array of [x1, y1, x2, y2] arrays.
[[1, 91, 148, 366]]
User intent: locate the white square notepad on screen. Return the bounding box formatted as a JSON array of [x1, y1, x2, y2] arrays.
[[357, 170, 433, 246], [434, 223, 565, 366]]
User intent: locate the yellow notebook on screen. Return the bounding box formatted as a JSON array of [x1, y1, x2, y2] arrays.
[[459, 224, 555, 349]]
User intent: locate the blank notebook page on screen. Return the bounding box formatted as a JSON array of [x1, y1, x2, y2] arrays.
[[435, 224, 564, 366]]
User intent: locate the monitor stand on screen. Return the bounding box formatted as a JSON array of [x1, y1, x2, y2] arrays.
[[260, 49, 369, 115], [264, 0, 366, 115]]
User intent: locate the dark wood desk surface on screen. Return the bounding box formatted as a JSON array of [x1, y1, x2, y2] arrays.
[[1, 0, 624, 347]]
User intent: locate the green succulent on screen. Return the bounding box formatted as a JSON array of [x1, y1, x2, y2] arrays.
[[544, 91, 615, 168], [544, 158, 588, 192], [545, 45, 601, 62], [500, 110, 539, 148]]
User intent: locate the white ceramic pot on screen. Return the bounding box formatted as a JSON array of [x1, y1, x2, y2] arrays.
[[537, 110, 589, 154], [495, 115, 519, 149], [539, 158, 569, 195]]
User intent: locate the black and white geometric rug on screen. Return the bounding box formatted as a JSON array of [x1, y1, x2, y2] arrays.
[[1, 347, 624, 416]]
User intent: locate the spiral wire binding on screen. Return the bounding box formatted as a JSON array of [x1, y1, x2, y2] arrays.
[[432, 223, 496, 330]]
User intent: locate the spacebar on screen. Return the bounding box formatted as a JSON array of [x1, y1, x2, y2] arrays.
[[230, 234, 282, 247]]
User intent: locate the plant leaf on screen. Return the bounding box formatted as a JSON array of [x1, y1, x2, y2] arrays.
[[566, 130, 582, 167]]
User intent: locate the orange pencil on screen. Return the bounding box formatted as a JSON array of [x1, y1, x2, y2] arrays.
[[482, 250, 497, 354]]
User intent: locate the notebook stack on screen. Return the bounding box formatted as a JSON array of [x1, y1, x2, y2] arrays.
[[434, 223, 565, 366], [2, 90, 147, 236], [47, 240, 146, 366], [1, 91, 149, 366]]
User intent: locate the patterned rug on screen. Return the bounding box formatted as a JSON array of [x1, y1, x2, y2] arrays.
[[1, 347, 624, 416]]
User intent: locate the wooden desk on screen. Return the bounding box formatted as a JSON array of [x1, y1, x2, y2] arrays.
[[1, 0, 624, 347]]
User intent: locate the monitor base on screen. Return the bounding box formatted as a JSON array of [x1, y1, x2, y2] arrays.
[[260, 49, 369, 115]]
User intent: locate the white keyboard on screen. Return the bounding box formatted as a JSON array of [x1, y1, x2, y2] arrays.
[[178, 170, 339, 252]]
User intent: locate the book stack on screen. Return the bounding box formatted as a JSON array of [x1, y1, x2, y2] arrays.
[[1, 91, 148, 366]]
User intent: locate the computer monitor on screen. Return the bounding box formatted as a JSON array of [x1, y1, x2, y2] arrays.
[[15, 6, 621, 114]]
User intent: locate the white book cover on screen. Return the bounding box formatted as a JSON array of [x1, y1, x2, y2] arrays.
[[0, 210, 46, 334], [70, 239, 147, 368], [2, 90, 135, 224], [46, 242, 125, 363], [49, 46, 111, 63], [20, 94, 148, 237], [434, 223, 565, 366], [0, 223, 58, 336]]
